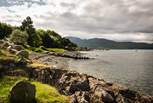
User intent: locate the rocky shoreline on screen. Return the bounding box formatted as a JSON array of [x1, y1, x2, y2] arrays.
[[0, 57, 153, 103], [0, 40, 153, 103]]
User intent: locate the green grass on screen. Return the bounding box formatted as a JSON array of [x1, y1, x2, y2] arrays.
[[0, 76, 27, 103], [0, 50, 3, 56], [32, 82, 69, 103], [0, 49, 14, 57], [46, 48, 67, 53], [0, 76, 69, 103], [25, 46, 45, 53], [26, 46, 67, 53]]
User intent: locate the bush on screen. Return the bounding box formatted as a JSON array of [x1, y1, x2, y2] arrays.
[[0, 22, 13, 39], [10, 29, 28, 45]]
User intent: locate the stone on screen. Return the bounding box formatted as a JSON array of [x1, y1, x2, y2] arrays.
[[0, 40, 4, 44], [101, 90, 114, 103], [13, 45, 24, 51], [93, 85, 114, 103], [80, 98, 89, 103], [1, 42, 10, 49], [73, 91, 89, 103], [6, 46, 17, 54], [9, 81, 36, 103], [16, 50, 29, 59], [140, 96, 153, 103], [69, 80, 90, 94], [119, 89, 140, 100], [70, 94, 78, 103], [9, 49, 17, 54], [0, 40, 4, 48]]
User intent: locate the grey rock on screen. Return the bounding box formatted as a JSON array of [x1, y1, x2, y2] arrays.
[[70, 94, 78, 103], [140, 96, 153, 103], [0, 40, 4, 48], [101, 90, 114, 103], [69, 80, 90, 94], [1, 42, 10, 49], [16, 50, 29, 59], [0, 40, 4, 44], [13, 45, 24, 51]]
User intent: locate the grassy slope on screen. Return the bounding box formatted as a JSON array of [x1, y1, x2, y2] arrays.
[[25, 46, 67, 53], [0, 76, 69, 103]]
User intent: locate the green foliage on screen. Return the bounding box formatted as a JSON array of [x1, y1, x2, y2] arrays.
[[20, 16, 42, 47], [1, 16, 78, 50], [26, 46, 45, 53], [36, 29, 78, 50], [0, 22, 13, 39], [0, 49, 15, 57], [37, 30, 60, 48], [0, 76, 69, 103], [0, 76, 27, 103], [61, 37, 77, 50], [10, 29, 29, 45]]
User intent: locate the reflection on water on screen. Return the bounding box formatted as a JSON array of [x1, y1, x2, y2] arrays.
[[68, 50, 153, 95]]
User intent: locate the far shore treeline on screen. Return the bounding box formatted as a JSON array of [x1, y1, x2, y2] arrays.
[[0, 16, 78, 51]]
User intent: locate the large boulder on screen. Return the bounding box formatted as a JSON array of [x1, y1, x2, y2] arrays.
[[16, 50, 29, 59], [9, 81, 36, 103]]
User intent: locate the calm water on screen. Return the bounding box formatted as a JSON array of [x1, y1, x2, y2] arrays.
[[68, 50, 153, 95]]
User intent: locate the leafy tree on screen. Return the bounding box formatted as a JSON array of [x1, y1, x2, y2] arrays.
[[0, 22, 12, 39], [20, 16, 42, 47], [62, 37, 77, 50], [36, 29, 78, 50], [0, 17, 78, 50], [10, 29, 29, 45]]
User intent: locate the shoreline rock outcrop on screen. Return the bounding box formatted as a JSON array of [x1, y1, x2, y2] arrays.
[[1, 58, 153, 103], [26, 66, 153, 103], [1, 41, 153, 103]]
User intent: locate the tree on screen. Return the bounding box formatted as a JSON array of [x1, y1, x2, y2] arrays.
[[20, 16, 42, 47], [0, 22, 12, 39], [61, 37, 77, 50], [10, 29, 29, 45]]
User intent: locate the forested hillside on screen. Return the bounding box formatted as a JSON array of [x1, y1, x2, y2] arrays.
[[0, 16, 78, 51]]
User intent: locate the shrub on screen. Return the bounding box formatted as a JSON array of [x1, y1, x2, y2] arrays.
[[9, 29, 28, 45], [0, 22, 13, 39]]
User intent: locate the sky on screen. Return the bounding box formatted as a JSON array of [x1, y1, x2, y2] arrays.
[[0, 0, 153, 43]]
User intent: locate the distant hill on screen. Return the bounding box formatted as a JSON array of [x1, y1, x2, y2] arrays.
[[67, 36, 153, 49]]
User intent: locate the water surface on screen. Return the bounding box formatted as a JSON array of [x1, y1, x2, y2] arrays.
[[68, 50, 153, 95]]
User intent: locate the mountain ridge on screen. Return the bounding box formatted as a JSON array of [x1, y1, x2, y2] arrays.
[[66, 36, 153, 49]]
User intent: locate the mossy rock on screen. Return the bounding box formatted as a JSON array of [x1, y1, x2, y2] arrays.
[[9, 81, 36, 103], [16, 50, 29, 59]]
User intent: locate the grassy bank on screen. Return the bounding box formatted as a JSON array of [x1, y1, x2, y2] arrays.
[[25, 45, 67, 53], [0, 76, 69, 103]]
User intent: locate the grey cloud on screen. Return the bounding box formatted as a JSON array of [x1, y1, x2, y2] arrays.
[[0, 0, 46, 7], [1, 0, 153, 43], [60, 2, 76, 9]]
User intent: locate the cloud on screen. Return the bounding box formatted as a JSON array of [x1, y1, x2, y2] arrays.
[[0, 0, 46, 7], [0, 0, 153, 43]]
